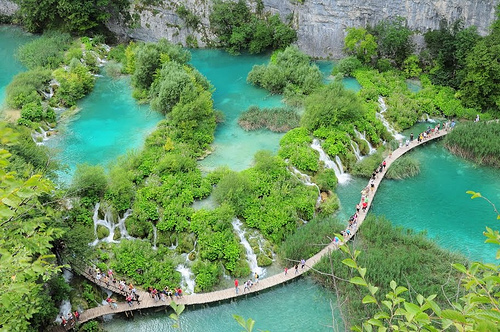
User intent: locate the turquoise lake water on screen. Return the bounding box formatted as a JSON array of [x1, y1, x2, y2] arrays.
[[46, 75, 163, 182], [0, 25, 35, 107], [103, 278, 343, 332], [190, 49, 285, 171], [336, 139, 500, 263]]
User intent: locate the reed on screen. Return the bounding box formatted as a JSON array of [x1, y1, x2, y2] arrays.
[[238, 105, 300, 132], [444, 121, 500, 168], [386, 155, 420, 179]]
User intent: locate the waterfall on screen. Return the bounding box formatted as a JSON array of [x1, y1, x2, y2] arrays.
[[232, 218, 264, 276], [376, 96, 405, 141], [176, 264, 196, 294], [90, 203, 133, 246], [350, 141, 362, 161], [354, 130, 376, 154], [32, 126, 53, 145], [152, 224, 158, 250], [41, 86, 54, 100], [310, 139, 350, 185], [55, 270, 73, 323], [421, 113, 436, 123], [290, 166, 322, 206]]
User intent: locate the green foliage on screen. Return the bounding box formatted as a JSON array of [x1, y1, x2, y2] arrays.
[[16, 0, 130, 34], [402, 54, 422, 78], [302, 81, 366, 132], [351, 150, 384, 178], [169, 301, 185, 329], [315, 215, 466, 327], [52, 60, 96, 107], [372, 17, 414, 68], [214, 151, 318, 243], [238, 105, 300, 132], [16, 31, 72, 69], [209, 0, 296, 54], [424, 21, 480, 88], [80, 320, 103, 332], [111, 240, 180, 289], [0, 123, 63, 331], [279, 215, 343, 262], [344, 27, 378, 64], [314, 168, 338, 192], [386, 155, 420, 179], [458, 35, 500, 113], [333, 56, 363, 77], [71, 164, 107, 201], [247, 46, 322, 94], [5, 68, 51, 109], [444, 122, 500, 168], [233, 315, 256, 332], [192, 260, 222, 292], [176, 5, 201, 29]]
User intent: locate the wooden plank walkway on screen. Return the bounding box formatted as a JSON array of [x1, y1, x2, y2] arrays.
[[77, 128, 449, 324]]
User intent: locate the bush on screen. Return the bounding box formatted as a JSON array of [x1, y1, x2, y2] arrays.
[[247, 46, 322, 94], [351, 151, 384, 178], [192, 260, 221, 292], [333, 56, 363, 77], [5, 69, 51, 109], [16, 31, 72, 69]]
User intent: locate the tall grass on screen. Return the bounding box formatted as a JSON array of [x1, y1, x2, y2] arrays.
[[278, 215, 344, 263], [386, 155, 420, 179], [444, 122, 500, 167], [313, 215, 466, 327], [238, 105, 300, 132]]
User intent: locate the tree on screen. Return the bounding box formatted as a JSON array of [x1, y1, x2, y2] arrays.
[[373, 17, 414, 68], [459, 36, 500, 112], [0, 123, 63, 331], [15, 0, 130, 34], [344, 27, 378, 64]]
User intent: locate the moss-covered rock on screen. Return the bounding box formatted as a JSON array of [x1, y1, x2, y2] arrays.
[[96, 225, 109, 239], [257, 253, 273, 267]]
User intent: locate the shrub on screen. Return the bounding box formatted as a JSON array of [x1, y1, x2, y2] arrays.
[[333, 56, 363, 77], [16, 31, 72, 69], [247, 46, 322, 94], [5, 69, 51, 109]]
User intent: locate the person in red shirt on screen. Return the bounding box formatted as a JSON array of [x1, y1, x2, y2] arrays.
[[234, 279, 239, 294]]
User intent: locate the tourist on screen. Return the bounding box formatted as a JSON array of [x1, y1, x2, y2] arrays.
[[254, 272, 259, 284], [234, 279, 239, 294], [362, 201, 368, 212], [451, 120, 456, 130], [284, 267, 288, 275], [356, 203, 360, 213], [294, 264, 299, 275], [475, 114, 480, 122], [96, 272, 102, 281], [382, 160, 386, 169], [370, 179, 375, 191], [301, 258, 306, 269], [244, 280, 250, 292], [60, 316, 67, 326], [106, 297, 118, 309], [128, 283, 134, 291], [134, 292, 141, 305], [405, 139, 410, 147], [74, 311, 80, 321], [119, 280, 125, 291], [410, 132, 414, 141], [126, 294, 133, 307], [107, 269, 113, 280], [178, 287, 183, 298]]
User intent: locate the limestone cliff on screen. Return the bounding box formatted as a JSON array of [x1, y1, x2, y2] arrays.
[[2, 0, 498, 57], [0, 0, 18, 17]]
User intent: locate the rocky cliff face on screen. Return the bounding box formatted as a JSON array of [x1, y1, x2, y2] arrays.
[[2, 0, 498, 57], [0, 0, 18, 17]]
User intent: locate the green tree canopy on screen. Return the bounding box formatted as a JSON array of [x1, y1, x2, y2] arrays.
[[344, 27, 378, 64], [373, 17, 414, 68]]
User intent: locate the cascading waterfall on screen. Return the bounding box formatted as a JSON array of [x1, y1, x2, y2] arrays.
[[55, 269, 73, 323], [232, 218, 264, 276], [152, 224, 158, 250], [354, 129, 376, 154], [376, 96, 405, 141], [310, 139, 350, 185], [176, 264, 196, 294], [90, 203, 134, 246], [421, 113, 436, 123], [290, 166, 322, 206], [32, 126, 55, 145], [350, 141, 362, 161]]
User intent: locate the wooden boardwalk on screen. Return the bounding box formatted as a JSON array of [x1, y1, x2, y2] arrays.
[[77, 128, 449, 324]]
